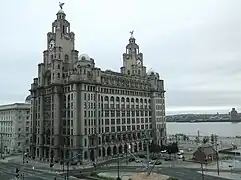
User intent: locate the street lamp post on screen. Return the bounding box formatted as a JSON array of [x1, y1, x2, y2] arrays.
[[216, 151, 220, 175], [19, 133, 27, 180], [201, 163, 204, 180], [126, 143, 128, 165], [117, 153, 121, 180], [66, 161, 69, 180], [142, 130, 151, 175], [146, 140, 150, 172], [215, 142, 220, 176], [65, 153, 81, 180], [63, 145, 66, 172]]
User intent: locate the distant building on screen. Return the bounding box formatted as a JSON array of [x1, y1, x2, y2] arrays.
[[193, 145, 217, 162], [230, 108, 240, 121], [0, 96, 31, 155]]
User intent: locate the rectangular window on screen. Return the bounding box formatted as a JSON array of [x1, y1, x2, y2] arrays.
[[105, 127, 109, 132], [111, 119, 115, 125], [111, 126, 115, 132], [116, 118, 120, 124], [111, 110, 115, 117], [105, 119, 109, 125]]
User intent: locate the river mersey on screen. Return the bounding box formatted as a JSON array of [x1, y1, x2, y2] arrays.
[[167, 122, 241, 137]]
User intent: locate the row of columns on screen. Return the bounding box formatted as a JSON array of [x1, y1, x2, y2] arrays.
[[83, 141, 148, 161]]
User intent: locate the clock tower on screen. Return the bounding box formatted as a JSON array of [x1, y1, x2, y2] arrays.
[[120, 31, 147, 77], [38, 5, 79, 87], [32, 3, 79, 161]]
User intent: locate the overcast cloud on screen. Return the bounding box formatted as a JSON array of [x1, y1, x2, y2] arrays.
[[0, 0, 241, 114]]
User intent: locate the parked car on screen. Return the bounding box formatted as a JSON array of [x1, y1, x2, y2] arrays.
[[129, 157, 135, 162], [151, 156, 158, 160], [138, 154, 146, 158], [149, 160, 155, 164], [178, 155, 184, 159], [187, 148, 193, 152], [155, 160, 162, 165], [161, 150, 167, 153]]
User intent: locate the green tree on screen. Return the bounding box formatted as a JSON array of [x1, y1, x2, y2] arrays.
[[149, 142, 161, 154], [214, 135, 218, 144], [175, 134, 178, 143], [202, 136, 209, 144], [211, 134, 215, 145], [195, 136, 200, 144]]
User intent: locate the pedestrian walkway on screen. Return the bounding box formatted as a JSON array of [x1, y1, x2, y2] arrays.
[[0, 155, 21, 163], [198, 171, 241, 180]]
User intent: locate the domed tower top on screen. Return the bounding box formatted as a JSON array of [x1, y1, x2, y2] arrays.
[[56, 2, 66, 19], [120, 31, 146, 76], [51, 2, 71, 36], [125, 30, 139, 54], [25, 95, 32, 103]]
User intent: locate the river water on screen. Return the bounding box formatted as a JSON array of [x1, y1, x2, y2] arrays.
[[167, 122, 241, 137]]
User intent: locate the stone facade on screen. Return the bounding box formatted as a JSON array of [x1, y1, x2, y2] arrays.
[[0, 99, 31, 155], [29, 7, 166, 163]]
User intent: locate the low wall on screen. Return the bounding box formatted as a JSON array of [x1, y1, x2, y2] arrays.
[[219, 148, 240, 156]]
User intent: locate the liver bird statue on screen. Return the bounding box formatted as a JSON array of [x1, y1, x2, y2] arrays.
[[129, 30, 134, 38], [59, 2, 65, 9]]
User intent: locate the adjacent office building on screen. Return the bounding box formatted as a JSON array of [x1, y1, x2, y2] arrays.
[[29, 6, 167, 163], [0, 96, 31, 155]]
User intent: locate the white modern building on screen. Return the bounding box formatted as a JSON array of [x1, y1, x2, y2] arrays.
[[0, 96, 31, 155], [29, 4, 167, 163]]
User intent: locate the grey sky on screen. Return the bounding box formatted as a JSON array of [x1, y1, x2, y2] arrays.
[[0, 0, 241, 114]]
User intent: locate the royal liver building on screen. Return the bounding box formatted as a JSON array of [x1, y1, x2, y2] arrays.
[[29, 5, 167, 163]]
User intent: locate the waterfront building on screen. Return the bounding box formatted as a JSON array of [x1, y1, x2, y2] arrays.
[[0, 96, 31, 155], [193, 145, 217, 162], [230, 108, 240, 121], [29, 4, 166, 163]]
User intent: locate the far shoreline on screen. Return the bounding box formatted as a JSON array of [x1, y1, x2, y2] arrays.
[[167, 120, 241, 123]]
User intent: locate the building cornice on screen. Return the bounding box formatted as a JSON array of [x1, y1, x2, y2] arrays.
[[0, 103, 30, 111]]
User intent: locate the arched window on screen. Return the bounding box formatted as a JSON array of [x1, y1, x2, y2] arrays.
[[62, 25, 65, 33], [65, 54, 69, 62], [57, 64, 60, 69]]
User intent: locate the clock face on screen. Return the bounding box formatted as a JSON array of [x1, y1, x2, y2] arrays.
[[137, 60, 142, 66], [49, 40, 55, 51]]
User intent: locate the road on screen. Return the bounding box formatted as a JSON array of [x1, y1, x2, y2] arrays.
[[0, 156, 236, 180], [0, 162, 71, 180]]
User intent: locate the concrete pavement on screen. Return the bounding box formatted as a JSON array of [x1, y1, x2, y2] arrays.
[[0, 162, 81, 180], [0, 162, 58, 180], [77, 166, 230, 180]]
